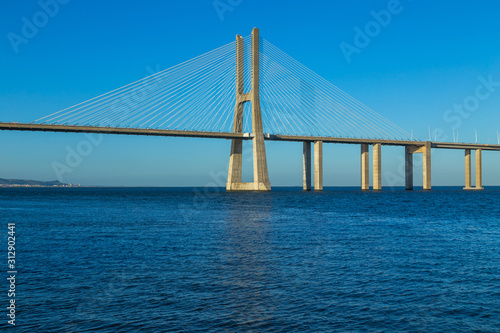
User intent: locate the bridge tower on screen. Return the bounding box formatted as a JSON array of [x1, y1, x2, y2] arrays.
[[226, 28, 271, 191]]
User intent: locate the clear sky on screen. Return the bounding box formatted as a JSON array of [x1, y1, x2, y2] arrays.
[[1, 0, 500, 187]]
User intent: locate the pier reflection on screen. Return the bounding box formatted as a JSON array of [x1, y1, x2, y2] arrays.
[[217, 193, 282, 328]]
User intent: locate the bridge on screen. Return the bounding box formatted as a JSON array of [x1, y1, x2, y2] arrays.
[[1, 28, 498, 191]]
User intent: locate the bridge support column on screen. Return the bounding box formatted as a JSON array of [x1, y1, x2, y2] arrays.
[[406, 142, 431, 190], [227, 35, 244, 188], [373, 143, 381, 191], [423, 141, 431, 190], [405, 146, 413, 190], [475, 149, 483, 190], [314, 141, 323, 191], [226, 28, 271, 191], [303, 142, 311, 191], [464, 148, 484, 190], [361, 144, 369, 190], [464, 149, 472, 189]]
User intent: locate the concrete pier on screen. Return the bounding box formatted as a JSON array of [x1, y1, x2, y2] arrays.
[[314, 141, 323, 191], [423, 141, 431, 190], [226, 35, 244, 188], [303, 142, 311, 191], [227, 28, 271, 191], [475, 149, 483, 189], [361, 144, 369, 190], [464, 148, 483, 190], [373, 143, 382, 191], [464, 149, 472, 189], [405, 146, 413, 190], [250, 28, 271, 190], [405, 142, 432, 190]]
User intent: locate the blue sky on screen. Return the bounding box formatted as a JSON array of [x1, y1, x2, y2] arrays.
[[1, 0, 500, 187]]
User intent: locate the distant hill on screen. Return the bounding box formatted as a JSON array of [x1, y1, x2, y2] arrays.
[[0, 178, 69, 187]]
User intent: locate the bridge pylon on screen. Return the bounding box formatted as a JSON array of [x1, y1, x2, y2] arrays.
[[226, 28, 271, 191]]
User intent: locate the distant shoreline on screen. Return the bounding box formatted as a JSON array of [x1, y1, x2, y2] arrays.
[[0, 184, 79, 188], [0, 178, 76, 188]]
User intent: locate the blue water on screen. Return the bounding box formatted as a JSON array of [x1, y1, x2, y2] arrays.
[[1, 187, 500, 332]]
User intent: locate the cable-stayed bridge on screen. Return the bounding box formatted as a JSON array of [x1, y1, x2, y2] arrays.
[[1, 28, 498, 191]]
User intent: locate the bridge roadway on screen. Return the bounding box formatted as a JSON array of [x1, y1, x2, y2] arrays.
[[1, 122, 500, 151], [0, 122, 496, 191]]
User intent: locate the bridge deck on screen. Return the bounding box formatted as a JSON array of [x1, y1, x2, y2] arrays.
[[1, 122, 500, 151]]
